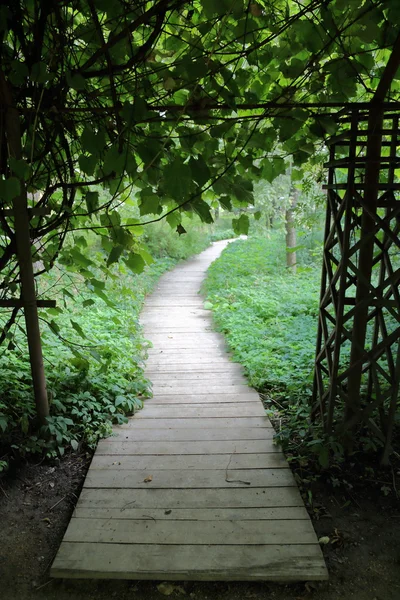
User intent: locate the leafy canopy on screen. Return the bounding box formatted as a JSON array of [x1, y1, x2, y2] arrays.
[[0, 0, 398, 302]]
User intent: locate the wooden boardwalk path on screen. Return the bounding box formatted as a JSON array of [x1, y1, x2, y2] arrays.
[[51, 241, 328, 581]]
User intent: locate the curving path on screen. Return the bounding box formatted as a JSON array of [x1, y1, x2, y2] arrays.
[[51, 241, 327, 581]]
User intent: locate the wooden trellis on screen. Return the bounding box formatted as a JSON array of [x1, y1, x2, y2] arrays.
[[312, 107, 400, 462]]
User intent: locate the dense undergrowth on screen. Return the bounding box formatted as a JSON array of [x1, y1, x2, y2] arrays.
[[203, 232, 399, 485], [0, 222, 211, 470]]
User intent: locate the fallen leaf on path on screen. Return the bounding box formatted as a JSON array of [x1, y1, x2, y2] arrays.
[[143, 475, 153, 483], [318, 536, 330, 545], [157, 582, 175, 596]]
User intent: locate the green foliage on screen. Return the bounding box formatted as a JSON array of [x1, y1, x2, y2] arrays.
[[1, 1, 395, 313], [203, 233, 345, 470], [203, 235, 321, 392], [0, 231, 207, 465], [143, 217, 211, 260]]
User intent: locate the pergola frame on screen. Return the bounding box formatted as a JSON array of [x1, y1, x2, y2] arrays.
[[312, 106, 400, 463]]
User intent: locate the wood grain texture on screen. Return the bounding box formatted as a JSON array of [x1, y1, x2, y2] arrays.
[[76, 486, 305, 509], [63, 518, 318, 545], [90, 452, 288, 470], [51, 543, 328, 581], [51, 241, 327, 582]]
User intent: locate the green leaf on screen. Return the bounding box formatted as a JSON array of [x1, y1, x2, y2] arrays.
[[203, 301, 213, 310], [103, 146, 125, 176], [107, 245, 124, 266], [189, 156, 211, 187], [232, 214, 249, 235], [176, 224, 186, 235], [166, 212, 181, 228], [30, 62, 48, 84], [81, 126, 105, 155], [9, 60, 29, 86], [79, 154, 98, 176], [9, 158, 30, 180], [192, 199, 213, 224], [125, 252, 146, 273], [82, 299, 95, 307], [139, 249, 154, 265], [49, 319, 60, 335], [122, 98, 148, 124], [262, 158, 286, 183], [70, 319, 87, 339], [254, 211, 262, 221], [164, 159, 192, 200], [85, 191, 99, 213], [0, 177, 20, 202], [70, 439, 79, 451], [139, 190, 160, 216], [66, 71, 86, 90], [70, 248, 94, 269], [219, 196, 232, 211], [210, 121, 236, 138]]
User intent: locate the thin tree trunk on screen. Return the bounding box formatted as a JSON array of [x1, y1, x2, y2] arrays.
[[0, 73, 49, 424], [285, 189, 298, 274]]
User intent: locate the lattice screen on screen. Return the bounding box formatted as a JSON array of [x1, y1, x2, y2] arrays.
[[312, 108, 400, 462]]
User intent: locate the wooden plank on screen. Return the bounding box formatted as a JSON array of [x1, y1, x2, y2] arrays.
[[150, 386, 253, 395], [150, 376, 246, 384], [146, 349, 228, 357], [90, 453, 287, 470], [77, 486, 305, 509], [85, 468, 295, 489], [73, 506, 310, 521], [145, 363, 242, 371], [96, 439, 277, 455], [51, 542, 328, 581], [110, 427, 275, 441], [147, 372, 245, 381], [134, 403, 265, 418], [63, 518, 317, 545], [147, 393, 260, 404], [119, 417, 271, 429]]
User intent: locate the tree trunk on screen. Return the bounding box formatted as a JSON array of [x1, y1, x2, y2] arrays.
[[0, 73, 49, 424], [285, 189, 298, 274]]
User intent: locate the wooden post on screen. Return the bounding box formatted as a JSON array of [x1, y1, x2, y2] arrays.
[[0, 73, 49, 424]]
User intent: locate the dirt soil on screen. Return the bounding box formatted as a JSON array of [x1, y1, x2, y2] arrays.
[[1, 455, 399, 600]]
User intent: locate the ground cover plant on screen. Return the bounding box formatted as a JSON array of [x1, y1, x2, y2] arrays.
[[0, 222, 211, 469], [203, 233, 400, 484]]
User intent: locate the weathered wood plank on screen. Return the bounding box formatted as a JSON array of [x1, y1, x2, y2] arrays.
[[134, 403, 265, 418], [147, 372, 244, 381], [150, 386, 253, 395], [96, 439, 277, 455], [63, 518, 317, 545], [110, 427, 275, 441], [147, 393, 260, 404], [150, 377, 246, 386], [145, 363, 242, 371], [50, 542, 328, 581], [85, 468, 295, 489], [119, 417, 270, 429], [90, 453, 287, 470], [73, 506, 310, 521], [76, 486, 305, 509]]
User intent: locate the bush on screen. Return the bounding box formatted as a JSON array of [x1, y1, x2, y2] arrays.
[[0, 223, 212, 469]]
